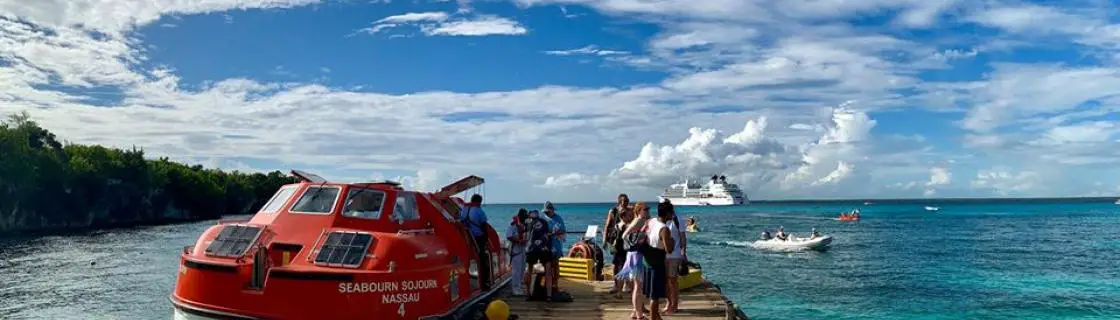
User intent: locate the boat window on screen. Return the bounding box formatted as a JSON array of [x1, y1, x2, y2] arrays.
[[259, 185, 298, 214], [392, 192, 421, 221], [341, 188, 387, 220], [289, 186, 342, 215]]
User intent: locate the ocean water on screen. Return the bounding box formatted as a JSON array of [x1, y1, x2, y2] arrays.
[[2, 200, 1119, 319]]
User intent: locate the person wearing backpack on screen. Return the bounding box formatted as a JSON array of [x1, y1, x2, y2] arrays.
[[614, 202, 651, 320], [523, 209, 555, 301], [459, 194, 491, 290], [605, 194, 634, 297]]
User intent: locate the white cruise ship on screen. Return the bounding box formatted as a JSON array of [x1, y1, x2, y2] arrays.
[[658, 175, 748, 206]]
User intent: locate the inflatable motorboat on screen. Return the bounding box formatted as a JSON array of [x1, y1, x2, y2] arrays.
[[752, 235, 833, 252]]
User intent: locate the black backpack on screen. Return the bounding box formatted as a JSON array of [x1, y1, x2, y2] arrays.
[[525, 217, 552, 255]]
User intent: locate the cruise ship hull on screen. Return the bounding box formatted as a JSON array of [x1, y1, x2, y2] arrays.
[[658, 196, 746, 206]]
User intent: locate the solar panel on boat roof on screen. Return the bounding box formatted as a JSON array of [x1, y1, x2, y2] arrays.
[[314, 231, 373, 267], [204, 225, 262, 258]]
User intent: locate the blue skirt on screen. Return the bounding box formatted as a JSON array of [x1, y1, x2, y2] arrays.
[[613, 251, 645, 281]]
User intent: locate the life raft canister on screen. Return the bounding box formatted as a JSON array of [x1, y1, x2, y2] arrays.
[[566, 238, 605, 281]]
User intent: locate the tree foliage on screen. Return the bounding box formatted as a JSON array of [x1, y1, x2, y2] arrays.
[[0, 112, 297, 233]]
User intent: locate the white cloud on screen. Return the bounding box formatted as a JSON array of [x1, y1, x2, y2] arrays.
[[422, 16, 527, 36], [971, 169, 1042, 196], [579, 106, 880, 198], [357, 12, 527, 37], [928, 167, 951, 186], [1038, 121, 1117, 144], [544, 45, 628, 56], [376, 12, 450, 24], [540, 173, 600, 188], [958, 65, 1120, 133], [0, 0, 319, 33]]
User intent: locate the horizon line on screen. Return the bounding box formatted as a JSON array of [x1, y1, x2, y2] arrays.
[[485, 195, 1120, 205]]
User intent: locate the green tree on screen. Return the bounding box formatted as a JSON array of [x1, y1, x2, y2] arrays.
[[0, 112, 298, 234]]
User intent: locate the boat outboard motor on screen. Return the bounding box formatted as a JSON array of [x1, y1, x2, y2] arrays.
[[760, 231, 771, 240]]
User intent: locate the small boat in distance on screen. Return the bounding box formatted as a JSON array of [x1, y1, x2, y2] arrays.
[[658, 175, 748, 206], [1114, 198, 1120, 205], [925, 206, 940, 211], [752, 234, 832, 252], [170, 170, 511, 320]]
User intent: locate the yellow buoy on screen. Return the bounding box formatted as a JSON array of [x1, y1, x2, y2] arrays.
[[485, 299, 510, 320]]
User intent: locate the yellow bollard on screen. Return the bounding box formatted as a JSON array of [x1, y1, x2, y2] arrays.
[[485, 299, 510, 320]]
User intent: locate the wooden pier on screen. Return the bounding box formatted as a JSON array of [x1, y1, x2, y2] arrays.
[[498, 277, 749, 320]]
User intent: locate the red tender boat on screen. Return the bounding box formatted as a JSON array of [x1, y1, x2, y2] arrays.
[[170, 170, 511, 320]]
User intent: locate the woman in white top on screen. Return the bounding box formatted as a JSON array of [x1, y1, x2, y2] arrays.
[[641, 201, 675, 320], [662, 207, 686, 314]]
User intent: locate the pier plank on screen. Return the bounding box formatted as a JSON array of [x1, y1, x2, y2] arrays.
[[498, 278, 747, 320]]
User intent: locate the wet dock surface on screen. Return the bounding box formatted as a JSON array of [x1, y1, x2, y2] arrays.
[[498, 279, 748, 320]]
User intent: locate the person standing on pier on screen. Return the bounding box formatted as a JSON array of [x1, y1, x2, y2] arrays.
[[606, 193, 633, 297], [616, 202, 651, 319], [643, 201, 675, 320], [506, 209, 530, 296], [460, 194, 491, 290], [543, 201, 566, 296], [663, 202, 687, 314]]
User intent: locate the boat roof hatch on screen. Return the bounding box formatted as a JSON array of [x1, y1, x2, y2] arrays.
[[436, 175, 485, 197], [353, 180, 403, 189], [291, 169, 327, 183]]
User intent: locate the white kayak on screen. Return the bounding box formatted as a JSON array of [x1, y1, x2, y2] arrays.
[[751, 235, 833, 252]]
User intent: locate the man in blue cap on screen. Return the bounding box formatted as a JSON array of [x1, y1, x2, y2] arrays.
[[542, 201, 565, 295]]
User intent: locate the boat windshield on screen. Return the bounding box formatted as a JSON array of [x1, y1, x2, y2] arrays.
[[391, 192, 421, 221], [342, 188, 386, 220], [290, 186, 342, 215], [259, 185, 298, 214]]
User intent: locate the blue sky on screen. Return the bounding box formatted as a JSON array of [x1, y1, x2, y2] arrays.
[[3, 0, 1120, 203]]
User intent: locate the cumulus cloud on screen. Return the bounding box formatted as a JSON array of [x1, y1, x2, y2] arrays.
[[971, 169, 1042, 196], [356, 12, 527, 37], [575, 106, 879, 198]]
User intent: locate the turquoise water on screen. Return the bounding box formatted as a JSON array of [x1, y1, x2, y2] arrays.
[[488, 201, 1120, 320], [1, 200, 1118, 319]]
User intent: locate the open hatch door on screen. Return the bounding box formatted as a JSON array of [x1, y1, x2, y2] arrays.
[[290, 169, 327, 183], [435, 175, 484, 197]]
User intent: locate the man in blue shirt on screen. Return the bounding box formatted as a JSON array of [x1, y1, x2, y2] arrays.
[[542, 201, 565, 294], [459, 194, 491, 290]]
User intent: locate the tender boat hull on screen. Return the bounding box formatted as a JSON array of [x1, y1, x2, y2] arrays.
[[171, 276, 511, 320]]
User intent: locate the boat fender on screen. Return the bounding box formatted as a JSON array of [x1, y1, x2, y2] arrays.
[[485, 300, 509, 320]]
